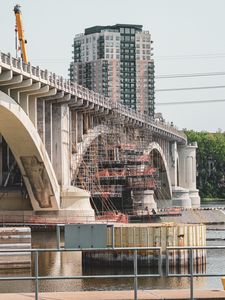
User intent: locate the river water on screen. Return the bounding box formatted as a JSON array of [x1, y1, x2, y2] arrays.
[[1, 208, 225, 293]]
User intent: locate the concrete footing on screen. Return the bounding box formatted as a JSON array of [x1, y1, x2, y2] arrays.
[[0, 186, 95, 223], [133, 190, 157, 213], [172, 186, 192, 208], [189, 189, 201, 208], [60, 186, 95, 221]]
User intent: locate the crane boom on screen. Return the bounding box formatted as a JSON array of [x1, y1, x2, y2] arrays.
[[14, 4, 28, 63]]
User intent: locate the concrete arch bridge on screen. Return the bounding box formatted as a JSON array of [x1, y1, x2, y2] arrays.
[[0, 52, 199, 221]]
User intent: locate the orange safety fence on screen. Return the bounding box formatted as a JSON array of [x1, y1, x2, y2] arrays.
[[95, 167, 157, 178]]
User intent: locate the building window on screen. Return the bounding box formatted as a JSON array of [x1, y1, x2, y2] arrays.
[[125, 28, 130, 34]]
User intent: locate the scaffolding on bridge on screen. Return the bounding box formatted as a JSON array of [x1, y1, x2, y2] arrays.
[[71, 118, 172, 216]]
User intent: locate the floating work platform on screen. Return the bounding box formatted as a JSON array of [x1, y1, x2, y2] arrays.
[[1, 290, 225, 300], [83, 222, 206, 268]]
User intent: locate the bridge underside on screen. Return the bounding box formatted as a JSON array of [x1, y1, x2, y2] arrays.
[[0, 91, 94, 220]]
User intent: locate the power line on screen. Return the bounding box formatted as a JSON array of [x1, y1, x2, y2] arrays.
[[155, 85, 225, 92], [156, 98, 225, 106], [156, 71, 225, 79], [155, 52, 225, 61]]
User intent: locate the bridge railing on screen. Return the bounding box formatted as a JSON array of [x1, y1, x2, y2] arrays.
[[0, 50, 186, 143]]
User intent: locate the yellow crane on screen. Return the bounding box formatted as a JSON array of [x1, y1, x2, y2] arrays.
[[14, 4, 28, 63]]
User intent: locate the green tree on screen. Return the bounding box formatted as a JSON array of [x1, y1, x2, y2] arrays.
[[185, 130, 225, 199]]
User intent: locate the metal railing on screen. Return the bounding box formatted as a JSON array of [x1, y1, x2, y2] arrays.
[[0, 246, 225, 299], [166, 246, 225, 300], [1, 245, 225, 299], [0, 247, 162, 300]]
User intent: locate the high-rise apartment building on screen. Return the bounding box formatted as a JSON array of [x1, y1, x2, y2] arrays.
[[69, 24, 155, 117]]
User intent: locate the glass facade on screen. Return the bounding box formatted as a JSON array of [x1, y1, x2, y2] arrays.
[[69, 24, 155, 117]]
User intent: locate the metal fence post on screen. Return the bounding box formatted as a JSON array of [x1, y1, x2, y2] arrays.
[[166, 249, 169, 276], [134, 249, 138, 300], [158, 248, 162, 276], [56, 225, 61, 250], [189, 248, 194, 300], [35, 251, 39, 300], [112, 225, 115, 249]]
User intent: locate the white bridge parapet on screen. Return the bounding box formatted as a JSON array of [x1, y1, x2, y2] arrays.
[[0, 51, 186, 144]]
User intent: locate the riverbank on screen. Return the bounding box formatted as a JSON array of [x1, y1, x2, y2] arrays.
[[1, 290, 225, 300]]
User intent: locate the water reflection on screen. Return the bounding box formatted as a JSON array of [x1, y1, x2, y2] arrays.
[[0, 229, 224, 293]]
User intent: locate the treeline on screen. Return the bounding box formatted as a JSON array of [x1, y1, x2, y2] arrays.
[[185, 130, 225, 199]]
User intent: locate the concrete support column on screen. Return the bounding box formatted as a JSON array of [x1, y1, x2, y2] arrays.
[[52, 104, 62, 185], [0, 135, 2, 186], [77, 113, 83, 143], [88, 115, 94, 130], [45, 102, 52, 161], [71, 110, 77, 153], [169, 141, 178, 187], [83, 114, 88, 134], [20, 94, 29, 115], [37, 99, 45, 143], [61, 104, 70, 187], [178, 142, 200, 208], [28, 95, 37, 128], [52, 104, 70, 187]]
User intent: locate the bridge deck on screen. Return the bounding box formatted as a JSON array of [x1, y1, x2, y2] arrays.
[[1, 290, 225, 300]]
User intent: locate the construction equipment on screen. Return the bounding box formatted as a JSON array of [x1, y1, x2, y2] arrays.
[[14, 4, 28, 63]]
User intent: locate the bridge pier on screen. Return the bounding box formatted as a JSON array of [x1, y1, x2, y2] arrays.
[[133, 190, 157, 213], [178, 142, 200, 208]]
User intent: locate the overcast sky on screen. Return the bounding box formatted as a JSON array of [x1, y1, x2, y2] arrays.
[[1, 0, 225, 132]]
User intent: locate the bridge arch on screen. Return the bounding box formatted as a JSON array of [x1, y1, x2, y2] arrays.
[[71, 125, 109, 178], [0, 91, 60, 210], [145, 142, 172, 200], [72, 128, 172, 210]]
